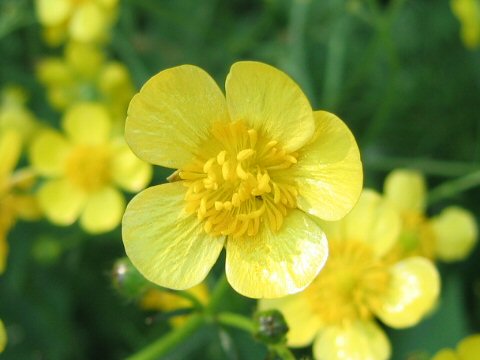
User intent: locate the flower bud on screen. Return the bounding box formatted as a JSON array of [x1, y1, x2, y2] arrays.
[[253, 309, 289, 345], [112, 257, 150, 299]]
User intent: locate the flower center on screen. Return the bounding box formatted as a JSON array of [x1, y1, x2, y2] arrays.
[[303, 240, 390, 325], [65, 145, 111, 192], [179, 121, 298, 238]]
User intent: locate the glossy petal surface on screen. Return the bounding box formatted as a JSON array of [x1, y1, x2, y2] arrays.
[[313, 321, 390, 360], [80, 186, 125, 234], [295, 111, 362, 221], [122, 182, 225, 289], [372, 257, 440, 328], [226, 61, 314, 152], [126, 65, 229, 168], [431, 206, 478, 262], [225, 210, 328, 298], [38, 179, 86, 225]]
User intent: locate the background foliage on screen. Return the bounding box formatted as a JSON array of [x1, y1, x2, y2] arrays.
[[0, 0, 479, 359]]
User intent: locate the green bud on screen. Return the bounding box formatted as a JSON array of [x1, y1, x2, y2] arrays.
[[112, 257, 150, 299], [253, 309, 289, 345]]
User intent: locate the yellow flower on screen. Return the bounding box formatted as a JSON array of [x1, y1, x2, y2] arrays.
[[259, 190, 440, 360], [122, 61, 363, 299], [0, 130, 39, 273], [30, 102, 152, 234], [35, 0, 118, 45], [451, 0, 480, 49], [0, 86, 38, 143], [37, 42, 135, 130], [432, 334, 480, 360], [140, 283, 209, 327], [384, 169, 478, 262]]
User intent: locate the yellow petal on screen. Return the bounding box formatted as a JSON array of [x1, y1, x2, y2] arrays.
[[80, 186, 125, 234], [29, 129, 70, 177], [259, 295, 323, 347], [431, 206, 478, 262], [35, 0, 71, 26], [0, 234, 8, 274], [225, 61, 314, 152], [63, 102, 111, 145], [313, 321, 390, 360], [111, 140, 152, 192], [225, 210, 328, 299], [0, 130, 21, 179], [457, 334, 480, 359], [342, 189, 401, 257], [69, 3, 105, 43], [122, 182, 225, 289], [384, 169, 426, 214], [295, 111, 363, 221], [431, 349, 458, 360], [0, 319, 6, 353], [372, 257, 440, 328], [126, 65, 229, 168], [38, 179, 86, 226]]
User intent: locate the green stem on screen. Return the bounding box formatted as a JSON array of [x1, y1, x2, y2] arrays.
[[161, 288, 204, 310], [428, 170, 480, 205], [285, 0, 315, 102], [321, 13, 349, 111], [126, 314, 205, 360], [206, 274, 231, 313], [363, 155, 480, 177], [217, 312, 255, 333], [271, 344, 297, 360]]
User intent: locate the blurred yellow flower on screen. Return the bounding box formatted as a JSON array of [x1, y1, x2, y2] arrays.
[[0, 130, 39, 273], [384, 169, 477, 262], [37, 42, 135, 130], [123, 61, 363, 299], [35, 0, 118, 45], [30, 102, 152, 234], [432, 334, 480, 360], [451, 0, 480, 49], [260, 190, 440, 360], [140, 283, 209, 327], [0, 86, 38, 143]]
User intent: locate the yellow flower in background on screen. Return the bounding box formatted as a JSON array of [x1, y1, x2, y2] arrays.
[[36, 42, 135, 130], [432, 334, 480, 360], [384, 169, 477, 262], [0, 130, 40, 273], [140, 283, 209, 327], [451, 0, 480, 49], [0, 86, 38, 143], [123, 61, 363, 299], [35, 0, 118, 45], [260, 190, 440, 360], [30, 102, 151, 234]]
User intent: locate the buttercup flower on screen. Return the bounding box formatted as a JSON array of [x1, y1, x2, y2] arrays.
[[451, 0, 480, 49], [123, 61, 363, 299], [0, 130, 39, 273], [30, 102, 151, 234], [259, 190, 440, 360], [35, 0, 118, 45], [432, 333, 480, 360], [383, 169, 477, 262]]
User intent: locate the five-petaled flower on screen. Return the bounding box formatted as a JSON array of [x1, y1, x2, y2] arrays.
[[122, 61, 363, 299], [260, 190, 440, 359]]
